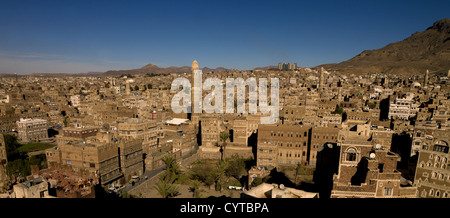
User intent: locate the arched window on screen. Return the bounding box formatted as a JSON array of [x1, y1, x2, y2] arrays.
[[344, 147, 358, 162], [434, 162, 440, 168], [432, 172, 438, 179], [434, 140, 449, 153]]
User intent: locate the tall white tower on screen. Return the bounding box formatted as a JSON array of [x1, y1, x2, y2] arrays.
[[319, 67, 325, 89]]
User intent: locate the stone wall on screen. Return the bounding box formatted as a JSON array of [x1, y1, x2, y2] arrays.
[[128, 171, 165, 197]]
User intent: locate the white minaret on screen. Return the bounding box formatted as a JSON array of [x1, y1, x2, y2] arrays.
[[191, 60, 202, 114], [319, 67, 325, 89], [424, 69, 429, 87], [126, 79, 131, 95]]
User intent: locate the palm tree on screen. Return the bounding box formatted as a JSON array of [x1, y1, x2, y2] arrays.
[[154, 157, 181, 198], [213, 160, 228, 192], [218, 132, 230, 161], [189, 180, 202, 198], [162, 156, 176, 171], [162, 156, 181, 182], [154, 176, 179, 198]]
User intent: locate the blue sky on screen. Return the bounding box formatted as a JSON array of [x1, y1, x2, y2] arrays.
[[0, 0, 449, 74]]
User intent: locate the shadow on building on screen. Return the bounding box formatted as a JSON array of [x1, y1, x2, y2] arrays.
[[350, 157, 369, 186], [379, 96, 390, 121], [391, 132, 417, 181], [264, 168, 295, 188], [48, 128, 59, 138], [196, 120, 201, 146], [248, 131, 258, 160], [313, 143, 340, 198], [390, 132, 412, 169]]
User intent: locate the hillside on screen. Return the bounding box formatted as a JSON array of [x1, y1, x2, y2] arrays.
[[320, 18, 450, 75]]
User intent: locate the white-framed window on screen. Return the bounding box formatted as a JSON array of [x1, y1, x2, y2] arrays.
[[384, 187, 393, 196]]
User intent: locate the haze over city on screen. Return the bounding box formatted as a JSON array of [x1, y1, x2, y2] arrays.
[[1, 0, 449, 74]]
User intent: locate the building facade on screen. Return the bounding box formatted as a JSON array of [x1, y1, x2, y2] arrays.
[[257, 124, 311, 169], [413, 128, 450, 198], [330, 124, 417, 198], [16, 118, 48, 143]]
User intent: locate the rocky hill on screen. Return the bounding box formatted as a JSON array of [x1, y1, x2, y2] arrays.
[[319, 18, 450, 75]]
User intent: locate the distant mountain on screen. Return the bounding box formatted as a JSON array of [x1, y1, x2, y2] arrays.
[[319, 18, 450, 75], [253, 66, 278, 71], [27, 72, 104, 77], [102, 63, 231, 76]]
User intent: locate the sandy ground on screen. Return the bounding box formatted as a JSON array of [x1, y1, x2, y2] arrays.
[[139, 184, 243, 198]]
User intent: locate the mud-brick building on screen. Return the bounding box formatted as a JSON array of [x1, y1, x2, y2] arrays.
[[414, 128, 450, 198], [331, 136, 417, 198]]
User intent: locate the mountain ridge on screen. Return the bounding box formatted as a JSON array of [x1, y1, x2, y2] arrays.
[[102, 64, 232, 76], [319, 18, 450, 75]]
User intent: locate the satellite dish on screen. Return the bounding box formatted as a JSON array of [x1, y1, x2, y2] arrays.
[[370, 153, 376, 159], [327, 143, 333, 149], [375, 144, 382, 149]]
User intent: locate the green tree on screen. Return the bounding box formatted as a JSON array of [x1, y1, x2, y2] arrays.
[[63, 116, 68, 127], [4, 134, 21, 161], [161, 156, 182, 183], [6, 159, 30, 179], [29, 154, 48, 170], [225, 155, 246, 180], [154, 156, 182, 198], [154, 176, 180, 198], [190, 160, 214, 189], [218, 132, 230, 161], [189, 180, 202, 198], [212, 160, 228, 192], [331, 105, 344, 114]]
